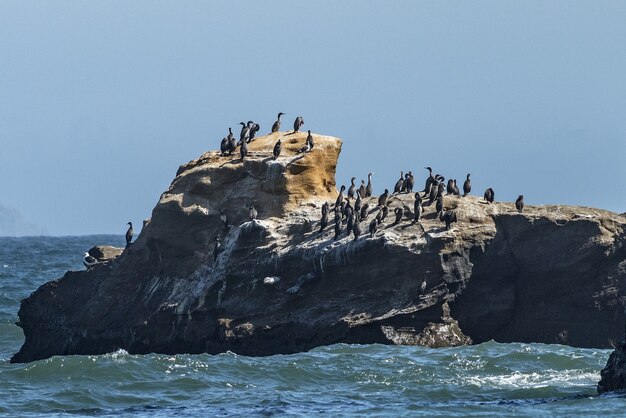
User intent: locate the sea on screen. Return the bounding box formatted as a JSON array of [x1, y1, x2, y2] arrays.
[[0, 236, 623, 417]]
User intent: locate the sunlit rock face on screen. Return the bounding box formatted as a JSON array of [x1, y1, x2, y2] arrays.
[[12, 130, 626, 363]]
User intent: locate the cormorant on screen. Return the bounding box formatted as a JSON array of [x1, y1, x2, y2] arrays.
[[249, 205, 257, 220], [346, 212, 354, 235], [442, 210, 458, 230], [436, 195, 444, 219], [393, 207, 404, 225], [125, 222, 133, 247], [360, 203, 370, 222], [219, 208, 228, 228], [320, 208, 329, 233], [333, 216, 342, 240], [273, 139, 282, 159], [365, 173, 373, 197], [413, 193, 423, 223], [516, 195, 524, 213], [239, 122, 250, 142], [423, 167, 436, 193], [240, 138, 248, 161], [354, 191, 362, 215], [293, 116, 304, 132], [306, 130, 314, 150], [446, 179, 455, 195], [347, 177, 356, 199], [484, 188, 495, 204], [353, 219, 361, 241], [271, 112, 285, 133], [378, 189, 389, 207], [358, 180, 366, 200], [220, 137, 228, 156], [428, 183, 438, 204], [436, 183, 445, 200], [381, 205, 389, 222], [405, 172, 414, 193], [463, 174, 471, 197], [452, 180, 460, 196], [321, 201, 330, 217], [228, 134, 237, 155], [226, 127, 234, 142], [335, 185, 346, 207], [369, 218, 378, 238], [394, 171, 404, 194], [248, 122, 260, 142], [375, 210, 383, 224], [83, 252, 97, 269]]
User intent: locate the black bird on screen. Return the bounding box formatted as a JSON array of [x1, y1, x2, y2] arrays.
[[321, 201, 330, 217], [365, 172, 373, 197], [343, 200, 353, 220], [369, 218, 378, 238], [436, 195, 444, 219], [463, 174, 471, 197], [239, 121, 250, 142], [333, 216, 342, 240], [320, 209, 329, 233], [347, 177, 356, 199], [240, 138, 248, 161], [226, 127, 234, 142], [249, 204, 257, 220], [360, 203, 370, 222], [428, 182, 438, 204], [228, 134, 237, 155], [393, 207, 404, 225], [273, 139, 282, 159], [381, 205, 389, 222], [83, 252, 97, 269], [272, 112, 285, 133], [346, 212, 354, 235], [484, 188, 495, 204], [394, 171, 404, 194], [306, 130, 314, 150], [213, 235, 222, 262], [436, 183, 445, 200], [452, 180, 460, 196], [125, 222, 133, 247], [220, 137, 228, 156], [375, 210, 383, 224], [516, 195, 524, 213], [413, 193, 423, 223], [248, 121, 260, 142], [219, 208, 228, 228], [354, 192, 362, 221], [423, 166, 436, 193], [358, 180, 367, 200], [293, 116, 304, 132], [446, 179, 455, 195], [353, 219, 361, 241], [405, 172, 414, 193], [378, 189, 389, 207], [442, 210, 458, 231], [335, 185, 346, 207]]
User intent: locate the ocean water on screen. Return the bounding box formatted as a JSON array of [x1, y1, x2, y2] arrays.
[[0, 236, 623, 417]]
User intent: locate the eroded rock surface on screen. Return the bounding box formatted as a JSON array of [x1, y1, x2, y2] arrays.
[[12, 131, 626, 363]]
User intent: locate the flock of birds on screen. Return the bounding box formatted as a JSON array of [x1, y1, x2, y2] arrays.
[[83, 112, 526, 269]]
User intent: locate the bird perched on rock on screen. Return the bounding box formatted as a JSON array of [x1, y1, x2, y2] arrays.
[[125, 222, 133, 247], [413, 193, 423, 223], [271, 112, 285, 133], [452, 180, 460, 196], [333, 215, 342, 240], [404, 172, 414, 193], [378, 189, 389, 207], [346, 211, 354, 235], [319, 204, 329, 233], [423, 166, 436, 194], [306, 130, 314, 150], [273, 139, 282, 160], [360, 203, 370, 222], [83, 252, 98, 269], [394, 171, 404, 194], [248, 121, 260, 142], [516, 195, 524, 213], [366, 173, 374, 197], [249, 205, 257, 221], [239, 121, 250, 142], [463, 174, 471, 197], [297, 133, 313, 153], [347, 177, 356, 199], [358, 180, 367, 200], [353, 219, 361, 241], [381, 205, 389, 223], [436, 195, 444, 220], [446, 179, 455, 195], [369, 217, 378, 238], [240, 138, 248, 161], [219, 208, 228, 228], [393, 207, 404, 225], [442, 210, 458, 230], [335, 185, 346, 207], [484, 187, 495, 204], [220, 137, 228, 156], [293, 116, 304, 132]]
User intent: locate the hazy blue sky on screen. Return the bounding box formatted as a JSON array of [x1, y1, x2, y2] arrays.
[[1, 1, 625, 235]]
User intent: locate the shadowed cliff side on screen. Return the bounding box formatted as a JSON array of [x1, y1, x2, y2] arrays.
[[12, 131, 626, 363]]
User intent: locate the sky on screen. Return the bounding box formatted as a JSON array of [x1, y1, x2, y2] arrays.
[[1, 1, 625, 235]]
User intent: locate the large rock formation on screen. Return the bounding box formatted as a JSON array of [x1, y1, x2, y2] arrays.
[[12, 131, 626, 363]]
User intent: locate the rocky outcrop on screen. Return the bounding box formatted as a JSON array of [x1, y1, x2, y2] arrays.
[[11, 131, 626, 363], [88, 245, 123, 262], [598, 341, 626, 393]]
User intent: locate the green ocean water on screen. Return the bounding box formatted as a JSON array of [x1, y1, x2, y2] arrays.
[[0, 236, 622, 417]]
